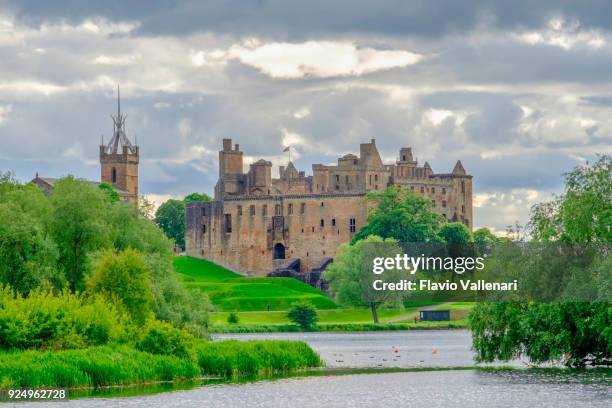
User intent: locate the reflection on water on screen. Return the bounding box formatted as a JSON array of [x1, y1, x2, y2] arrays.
[[17, 368, 611, 408], [9, 331, 612, 407]]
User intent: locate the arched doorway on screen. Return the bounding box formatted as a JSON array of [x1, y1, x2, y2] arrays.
[[273, 243, 285, 260]]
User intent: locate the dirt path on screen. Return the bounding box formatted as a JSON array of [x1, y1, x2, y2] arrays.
[[384, 302, 455, 323]]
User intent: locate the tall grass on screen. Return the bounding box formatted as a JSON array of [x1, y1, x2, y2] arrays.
[[196, 340, 321, 377], [0, 340, 321, 388], [0, 345, 199, 388]]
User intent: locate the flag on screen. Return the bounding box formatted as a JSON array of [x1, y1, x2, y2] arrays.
[[283, 146, 290, 152]]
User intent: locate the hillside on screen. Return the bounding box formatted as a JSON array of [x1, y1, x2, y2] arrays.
[[173, 256, 337, 311]]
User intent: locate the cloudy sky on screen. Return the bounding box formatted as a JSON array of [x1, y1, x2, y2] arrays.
[[1, 1, 611, 233]]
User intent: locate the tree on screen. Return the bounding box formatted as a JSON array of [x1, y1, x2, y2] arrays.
[[88, 248, 153, 325], [138, 195, 156, 220], [438, 222, 472, 243], [352, 187, 443, 244], [98, 182, 120, 203], [49, 177, 111, 292], [155, 199, 185, 249], [227, 312, 239, 325], [470, 155, 612, 367], [155, 193, 212, 250], [184, 193, 212, 203], [325, 235, 404, 323], [287, 302, 318, 330], [0, 179, 60, 294], [473, 227, 498, 245]]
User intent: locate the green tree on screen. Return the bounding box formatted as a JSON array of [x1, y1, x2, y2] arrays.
[[325, 235, 404, 323], [227, 312, 239, 325], [155, 193, 212, 250], [473, 227, 499, 245], [155, 199, 185, 249], [49, 177, 111, 292], [438, 222, 473, 243], [98, 182, 120, 203], [88, 248, 153, 325], [470, 155, 612, 367], [184, 193, 212, 203], [287, 302, 318, 330], [0, 179, 60, 294], [352, 187, 443, 244]]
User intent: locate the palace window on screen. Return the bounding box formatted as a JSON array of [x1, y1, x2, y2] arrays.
[[349, 218, 356, 233], [462, 205, 465, 213], [321, 202, 324, 207], [224, 214, 232, 233], [202, 224, 206, 233], [461, 181, 465, 193], [288, 203, 293, 215], [111, 167, 116, 183], [432, 200, 436, 207], [374, 174, 378, 182], [442, 200, 447, 208], [420, 186, 425, 193], [300, 203, 306, 214], [237, 205, 242, 216], [201, 207, 206, 217], [431, 187, 435, 194], [332, 218, 336, 226], [336, 175, 340, 182], [345, 175, 349, 184], [410, 186, 414, 191], [275, 204, 281, 215], [263, 204, 267, 216], [249, 205, 255, 216], [442, 187, 447, 194], [320, 219, 325, 227]]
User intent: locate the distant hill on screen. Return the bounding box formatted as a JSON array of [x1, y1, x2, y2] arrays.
[[173, 257, 337, 311]]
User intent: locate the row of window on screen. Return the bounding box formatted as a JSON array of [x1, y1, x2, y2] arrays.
[[211, 215, 357, 235], [413, 185, 448, 195]]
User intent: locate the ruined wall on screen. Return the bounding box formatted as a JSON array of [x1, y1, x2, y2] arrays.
[[185, 193, 367, 276]]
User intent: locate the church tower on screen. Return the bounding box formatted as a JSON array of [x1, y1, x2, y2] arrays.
[[100, 86, 139, 204]]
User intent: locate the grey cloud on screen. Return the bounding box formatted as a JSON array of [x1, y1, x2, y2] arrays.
[[7, 1, 612, 39]]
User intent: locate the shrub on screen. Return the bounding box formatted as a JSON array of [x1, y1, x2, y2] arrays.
[[0, 286, 129, 350], [287, 302, 318, 330], [227, 312, 239, 324], [88, 249, 153, 325], [135, 319, 196, 360]]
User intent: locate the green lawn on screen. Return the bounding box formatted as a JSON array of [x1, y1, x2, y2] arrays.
[[210, 308, 415, 326], [173, 256, 338, 311]]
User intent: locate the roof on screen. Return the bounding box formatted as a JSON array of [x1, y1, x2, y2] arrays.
[[31, 176, 129, 195]]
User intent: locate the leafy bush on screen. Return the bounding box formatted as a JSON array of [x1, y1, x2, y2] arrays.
[[135, 319, 196, 360], [227, 312, 239, 324], [287, 302, 318, 330], [0, 286, 129, 350], [88, 249, 153, 325]]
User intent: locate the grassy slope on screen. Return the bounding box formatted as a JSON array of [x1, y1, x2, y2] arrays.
[[173, 257, 337, 311]]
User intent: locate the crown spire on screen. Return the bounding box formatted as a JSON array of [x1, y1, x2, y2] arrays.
[[103, 85, 136, 154]]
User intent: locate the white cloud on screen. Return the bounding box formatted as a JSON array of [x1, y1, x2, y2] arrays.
[[92, 54, 135, 65], [515, 17, 606, 49], [293, 107, 310, 119], [225, 40, 422, 79]]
